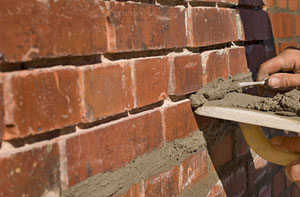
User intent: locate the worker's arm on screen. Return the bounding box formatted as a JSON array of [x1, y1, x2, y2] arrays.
[[257, 47, 300, 186], [257, 48, 300, 88]]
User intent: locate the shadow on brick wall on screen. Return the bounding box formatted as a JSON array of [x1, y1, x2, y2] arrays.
[[195, 2, 288, 196]]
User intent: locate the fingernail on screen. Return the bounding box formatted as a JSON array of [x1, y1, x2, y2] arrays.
[[268, 78, 280, 88], [271, 137, 282, 146]]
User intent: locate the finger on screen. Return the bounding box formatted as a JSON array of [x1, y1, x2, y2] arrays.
[[268, 73, 300, 89], [257, 49, 300, 81], [285, 157, 300, 185], [271, 136, 300, 153]]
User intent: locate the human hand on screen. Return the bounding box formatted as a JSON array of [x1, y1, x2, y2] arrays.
[[271, 136, 300, 187], [257, 48, 300, 89]]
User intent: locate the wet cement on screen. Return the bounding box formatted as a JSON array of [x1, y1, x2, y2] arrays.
[[62, 131, 207, 197], [190, 73, 300, 117]]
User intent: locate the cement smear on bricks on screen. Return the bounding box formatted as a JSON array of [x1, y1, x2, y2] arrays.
[[62, 131, 207, 197], [190, 73, 300, 117]]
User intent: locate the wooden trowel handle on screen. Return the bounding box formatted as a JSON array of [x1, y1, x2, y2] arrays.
[[239, 123, 300, 166]]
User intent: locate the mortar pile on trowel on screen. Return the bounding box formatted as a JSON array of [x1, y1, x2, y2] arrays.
[[190, 74, 300, 166]]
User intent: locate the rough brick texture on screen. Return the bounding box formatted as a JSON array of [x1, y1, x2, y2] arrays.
[[168, 54, 203, 95], [163, 100, 198, 142], [0, 142, 60, 196], [81, 62, 134, 121], [105, 2, 186, 52], [1, 0, 299, 196], [3, 67, 84, 140], [0, 0, 107, 63], [188, 7, 243, 47], [66, 109, 163, 186]]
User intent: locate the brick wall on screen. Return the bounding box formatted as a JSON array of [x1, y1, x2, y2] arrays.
[[0, 0, 299, 196]]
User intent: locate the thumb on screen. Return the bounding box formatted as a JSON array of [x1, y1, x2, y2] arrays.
[[271, 136, 300, 153], [268, 73, 300, 89]]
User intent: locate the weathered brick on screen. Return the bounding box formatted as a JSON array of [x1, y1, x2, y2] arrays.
[[228, 47, 248, 76], [210, 133, 233, 168], [188, 7, 243, 47], [271, 13, 294, 38], [80, 62, 134, 121], [200, 0, 238, 4], [179, 151, 209, 191], [163, 100, 198, 142], [295, 15, 300, 36], [168, 54, 203, 96], [259, 183, 271, 197], [239, 9, 271, 41], [3, 66, 84, 140], [273, 169, 286, 196], [202, 49, 229, 83], [143, 166, 180, 196], [277, 0, 288, 8], [0, 142, 60, 196], [0, 80, 4, 146], [248, 156, 272, 188], [119, 183, 141, 197], [134, 57, 169, 108], [236, 128, 250, 157], [264, 0, 275, 7], [208, 182, 226, 197], [66, 109, 163, 186], [289, 0, 298, 10], [276, 41, 297, 54], [0, 0, 107, 63], [222, 167, 247, 196], [105, 2, 186, 52]]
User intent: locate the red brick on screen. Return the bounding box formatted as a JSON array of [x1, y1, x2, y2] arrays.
[[0, 0, 107, 63], [271, 13, 294, 38], [289, 0, 298, 10], [248, 156, 272, 188], [222, 167, 247, 196], [277, 0, 288, 8], [80, 62, 134, 121], [202, 49, 229, 83], [163, 100, 198, 142], [0, 80, 4, 146], [295, 15, 300, 36], [276, 41, 297, 54], [66, 109, 163, 186], [143, 166, 180, 196], [228, 47, 248, 76], [239, 9, 271, 41], [210, 133, 233, 168], [119, 183, 141, 197], [291, 184, 300, 197], [3, 66, 84, 140], [168, 54, 203, 96], [273, 169, 286, 196], [0, 142, 60, 196], [208, 182, 226, 197], [134, 57, 169, 108], [188, 7, 243, 47], [179, 151, 209, 191], [105, 2, 186, 52], [259, 183, 271, 197], [264, 0, 275, 7], [236, 128, 250, 157]]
